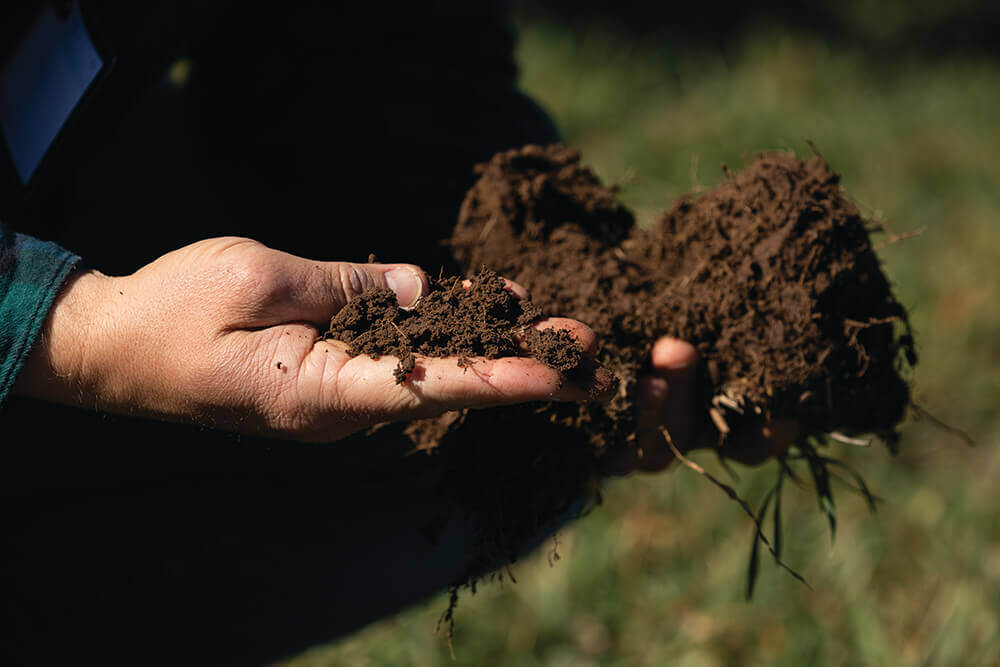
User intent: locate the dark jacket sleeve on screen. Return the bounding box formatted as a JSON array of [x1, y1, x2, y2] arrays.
[[0, 223, 80, 405]]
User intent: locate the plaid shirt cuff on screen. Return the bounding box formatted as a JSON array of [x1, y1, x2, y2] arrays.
[[0, 225, 80, 406]]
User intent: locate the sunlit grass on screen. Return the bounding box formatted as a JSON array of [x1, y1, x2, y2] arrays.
[[283, 18, 1000, 667]]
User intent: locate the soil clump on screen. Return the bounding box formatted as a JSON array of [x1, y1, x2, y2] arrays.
[[324, 144, 916, 610], [326, 268, 595, 385], [448, 145, 914, 455]]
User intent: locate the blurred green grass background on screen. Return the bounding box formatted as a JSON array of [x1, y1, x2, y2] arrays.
[[284, 7, 1000, 666]]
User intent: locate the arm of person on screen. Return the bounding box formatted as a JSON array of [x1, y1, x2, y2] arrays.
[[10, 236, 610, 442]]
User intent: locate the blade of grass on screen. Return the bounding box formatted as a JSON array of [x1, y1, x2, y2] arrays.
[[802, 443, 837, 543], [773, 464, 785, 559], [747, 487, 775, 600], [818, 455, 881, 513]]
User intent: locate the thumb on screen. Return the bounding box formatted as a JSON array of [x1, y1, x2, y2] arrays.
[[338, 262, 427, 309], [250, 250, 429, 327]]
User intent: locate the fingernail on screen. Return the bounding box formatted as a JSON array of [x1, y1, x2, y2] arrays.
[[384, 267, 423, 308]]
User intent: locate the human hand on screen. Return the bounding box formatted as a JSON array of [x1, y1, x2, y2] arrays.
[[607, 337, 799, 475], [14, 237, 609, 442]]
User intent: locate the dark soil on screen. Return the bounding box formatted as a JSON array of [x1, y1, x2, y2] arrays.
[[448, 145, 914, 454], [324, 144, 915, 612], [326, 268, 591, 383]]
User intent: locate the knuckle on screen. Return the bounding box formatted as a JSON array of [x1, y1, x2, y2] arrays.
[[197, 237, 267, 270], [215, 247, 285, 306], [214, 236, 263, 251], [337, 263, 379, 301]]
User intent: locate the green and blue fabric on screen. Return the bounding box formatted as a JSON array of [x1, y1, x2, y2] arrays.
[[0, 223, 79, 405]]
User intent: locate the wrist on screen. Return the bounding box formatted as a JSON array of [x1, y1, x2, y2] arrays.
[[13, 268, 118, 408]]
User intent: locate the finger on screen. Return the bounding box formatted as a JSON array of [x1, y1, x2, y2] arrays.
[[650, 337, 699, 450], [604, 374, 677, 476], [636, 376, 668, 438], [501, 278, 530, 300], [319, 349, 613, 424], [518, 317, 598, 357], [397, 355, 616, 406], [635, 376, 675, 471], [650, 336, 699, 372], [722, 418, 800, 465], [251, 251, 429, 326], [759, 420, 800, 450], [461, 277, 530, 300], [612, 337, 699, 474]]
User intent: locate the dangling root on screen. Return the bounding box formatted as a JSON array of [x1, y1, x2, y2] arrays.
[[661, 426, 812, 591]]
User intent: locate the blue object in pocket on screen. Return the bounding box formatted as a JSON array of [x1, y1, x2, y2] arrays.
[[0, 2, 104, 184]]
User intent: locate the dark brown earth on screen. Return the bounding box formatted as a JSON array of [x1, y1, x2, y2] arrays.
[[326, 268, 591, 383], [448, 145, 914, 453], [325, 144, 916, 609]]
